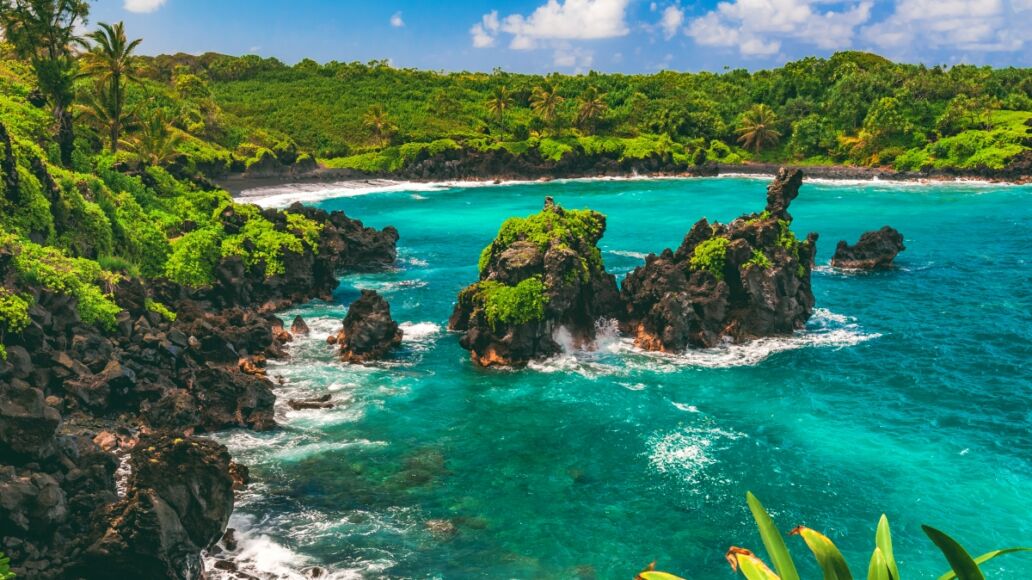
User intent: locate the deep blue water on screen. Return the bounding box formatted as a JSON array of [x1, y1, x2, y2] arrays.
[[214, 177, 1032, 579]]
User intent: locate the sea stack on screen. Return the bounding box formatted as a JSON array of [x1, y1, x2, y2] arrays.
[[448, 197, 622, 367], [831, 226, 905, 269], [620, 168, 818, 351], [334, 290, 403, 363]]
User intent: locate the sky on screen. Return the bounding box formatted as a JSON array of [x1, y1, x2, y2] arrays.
[[89, 0, 1032, 73]]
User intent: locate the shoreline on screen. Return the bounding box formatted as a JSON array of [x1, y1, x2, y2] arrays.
[[218, 162, 1029, 198]]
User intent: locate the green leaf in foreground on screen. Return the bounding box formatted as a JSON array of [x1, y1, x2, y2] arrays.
[[747, 492, 800, 580], [922, 525, 984, 580], [937, 547, 1032, 580], [875, 515, 900, 580], [791, 526, 853, 580], [868, 547, 891, 580], [727, 547, 782, 580]]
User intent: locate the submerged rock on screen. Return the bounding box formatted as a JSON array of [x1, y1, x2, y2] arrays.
[[621, 168, 818, 351], [334, 290, 403, 363], [831, 226, 905, 269], [448, 197, 621, 367], [287, 394, 334, 410]]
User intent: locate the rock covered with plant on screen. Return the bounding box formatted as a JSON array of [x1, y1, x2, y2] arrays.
[[449, 197, 621, 366], [332, 289, 403, 363], [620, 168, 818, 351], [831, 226, 905, 269]]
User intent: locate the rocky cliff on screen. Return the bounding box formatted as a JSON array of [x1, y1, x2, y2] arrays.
[[0, 203, 398, 577], [449, 197, 621, 366]]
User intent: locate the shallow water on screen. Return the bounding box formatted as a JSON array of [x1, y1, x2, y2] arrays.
[[213, 176, 1032, 579]]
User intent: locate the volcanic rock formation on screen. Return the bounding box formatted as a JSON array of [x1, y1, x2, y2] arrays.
[[449, 197, 622, 366], [620, 168, 818, 351], [334, 290, 403, 363], [830, 226, 905, 269]]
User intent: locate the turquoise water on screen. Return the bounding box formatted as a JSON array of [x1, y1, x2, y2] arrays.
[[215, 177, 1032, 579]]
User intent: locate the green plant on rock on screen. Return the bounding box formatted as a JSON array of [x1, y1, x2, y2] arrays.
[[2, 232, 121, 330], [285, 212, 322, 252], [0, 288, 32, 346], [477, 276, 547, 328], [144, 298, 176, 322], [0, 549, 14, 579], [640, 492, 1032, 580], [745, 249, 772, 270], [689, 237, 730, 280], [479, 205, 605, 275]]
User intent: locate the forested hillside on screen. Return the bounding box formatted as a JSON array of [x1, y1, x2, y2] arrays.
[[148, 51, 1032, 174]]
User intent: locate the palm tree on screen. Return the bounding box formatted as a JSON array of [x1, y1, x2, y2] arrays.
[[0, 0, 90, 165], [122, 109, 183, 166], [363, 104, 396, 148], [530, 84, 564, 135], [737, 104, 782, 154], [78, 21, 142, 153], [577, 86, 607, 135], [76, 82, 134, 150], [485, 86, 513, 132]]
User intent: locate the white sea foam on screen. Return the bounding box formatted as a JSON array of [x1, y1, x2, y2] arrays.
[[204, 514, 381, 580], [528, 309, 879, 376], [608, 249, 650, 260], [715, 172, 1014, 188], [647, 425, 747, 488], [400, 321, 441, 342]]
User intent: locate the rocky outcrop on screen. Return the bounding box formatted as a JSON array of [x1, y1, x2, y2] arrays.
[[333, 290, 402, 363], [0, 195, 398, 576], [621, 168, 818, 351], [81, 434, 233, 580], [449, 197, 622, 366], [831, 226, 905, 269]]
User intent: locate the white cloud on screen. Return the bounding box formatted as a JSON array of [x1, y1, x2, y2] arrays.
[[390, 11, 405, 27], [863, 0, 1031, 54], [123, 0, 167, 13], [686, 0, 872, 57], [553, 45, 594, 70], [659, 5, 684, 40], [470, 11, 500, 48], [470, 0, 631, 50]]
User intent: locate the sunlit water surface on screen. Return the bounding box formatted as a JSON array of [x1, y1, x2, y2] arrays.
[[212, 176, 1032, 579]]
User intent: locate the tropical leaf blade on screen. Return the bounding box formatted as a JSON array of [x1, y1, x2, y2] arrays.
[[875, 515, 900, 580], [922, 525, 985, 580], [791, 526, 853, 580], [936, 547, 1032, 580]]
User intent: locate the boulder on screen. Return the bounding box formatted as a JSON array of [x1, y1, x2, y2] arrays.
[[449, 197, 622, 366], [82, 434, 234, 580], [290, 315, 310, 335], [831, 226, 905, 269], [334, 290, 402, 363], [621, 168, 818, 351], [0, 382, 61, 461], [287, 394, 334, 410]]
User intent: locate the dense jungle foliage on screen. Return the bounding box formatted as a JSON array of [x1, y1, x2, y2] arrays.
[[146, 50, 1032, 172]]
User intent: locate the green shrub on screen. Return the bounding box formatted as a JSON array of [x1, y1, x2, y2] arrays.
[[220, 212, 304, 278], [285, 213, 322, 252], [0, 287, 31, 333], [477, 276, 548, 327], [479, 205, 605, 274], [4, 235, 121, 330], [689, 237, 730, 280], [165, 227, 223, 287], [745, 249, 772, 270], [538, 138, 574, 162]]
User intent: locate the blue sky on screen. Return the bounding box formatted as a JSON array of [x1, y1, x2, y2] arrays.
[[90, 0, 1031, 73]]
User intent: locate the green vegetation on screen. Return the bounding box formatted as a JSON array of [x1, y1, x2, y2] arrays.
[[745, 249, 773, 270], [0, 549, 14, 579], [689, 237, 731, 280], [477, 276, 547, 328], [144, 297, 175, 322], [641, 492, 1032, 580], [0, 9, 334, 357], [126, 50, 1025, 174], [478, 204, 605, 276]]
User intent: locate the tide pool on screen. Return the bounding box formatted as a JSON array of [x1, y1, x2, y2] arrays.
[[213, 176, 1032, 579]]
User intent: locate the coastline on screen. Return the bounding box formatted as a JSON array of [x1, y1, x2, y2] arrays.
[[218, 161, 1030, 199]]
